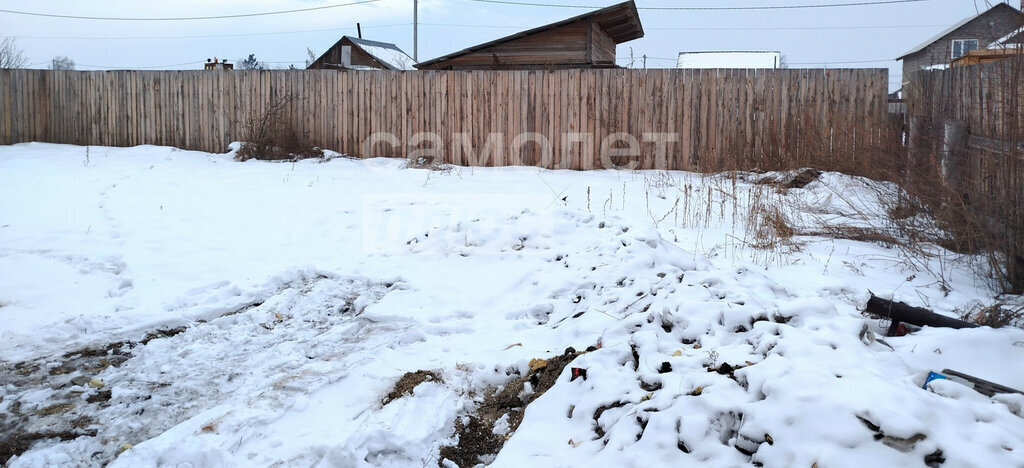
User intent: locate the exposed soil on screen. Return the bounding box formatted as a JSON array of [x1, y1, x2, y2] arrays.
[[756, 168, 822, 189], [438, 348, 587, 467], [382, 370, 442, 406], [139, 326, 187, 345], [0, 326, 186, 464], [438, 417, 505, 468], [0, 427, 98, 465]]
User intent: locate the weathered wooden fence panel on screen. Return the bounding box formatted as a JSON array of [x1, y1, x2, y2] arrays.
[[0, 68, 891, 172], [906, 60, 1024, 194], [904, 58, 1024, 291]]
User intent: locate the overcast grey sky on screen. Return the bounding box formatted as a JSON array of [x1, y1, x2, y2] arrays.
[[2, 0, 1018, 91]]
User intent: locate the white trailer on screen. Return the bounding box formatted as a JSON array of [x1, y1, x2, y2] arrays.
[[676, 51, 782, 69]]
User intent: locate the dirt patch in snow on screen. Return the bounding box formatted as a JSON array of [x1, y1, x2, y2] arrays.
[[382, 370, 441, 406], [438, 416, 505, 468], [756, 168, 821, 189], [439, 348, 589, 467], [139, 326, 187, 345], [0, 347, 131, 464], [0, 324, 193, 464], [0, 426, 97, 465]]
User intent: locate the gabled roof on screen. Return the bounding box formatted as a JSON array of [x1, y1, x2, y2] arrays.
[[311, 36, 415, 71], [897, 2, 1024, 60], [347, 37, 416, 70], [990, 25, 1024, 48], [415, 0, 643, 69]]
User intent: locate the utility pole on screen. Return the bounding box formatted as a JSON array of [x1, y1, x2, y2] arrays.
[[642, 55, 647, 69], [413, 0, 419, 61]]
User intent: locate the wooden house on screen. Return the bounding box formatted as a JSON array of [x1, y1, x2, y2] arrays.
[[897, 2, 1024, 83], [952, 24, 1024, 66], [415, 0, 643, 70], [307, 36, 415, 71]]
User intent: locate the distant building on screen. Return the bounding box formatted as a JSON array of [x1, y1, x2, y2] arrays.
[[307, 36, 415, 71], [897, 2, 1024, 83], [952, 24, 1024, 67], [676, 51, 781, 69], [204, 58, 233, 70], [415, 0, 643, 70]]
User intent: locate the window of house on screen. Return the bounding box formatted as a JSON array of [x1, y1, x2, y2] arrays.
[[951, 39, 979, 59]]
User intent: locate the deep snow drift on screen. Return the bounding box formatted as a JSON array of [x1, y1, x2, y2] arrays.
[[0, 143, 1022, 467]]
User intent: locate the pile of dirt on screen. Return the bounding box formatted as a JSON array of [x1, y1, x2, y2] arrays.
[[438, 416, 505, 468], [438, 347, 589, 467], [382, 370, 441, 406]]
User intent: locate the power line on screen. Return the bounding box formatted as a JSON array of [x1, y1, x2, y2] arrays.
[[648, 24, 945, 31], [458, 0, 933, 10], [788, 58, 895, 64], [47, 57, 900, 70], [0, 0, 378, 21], [13, 23, 411, 40], [617, 56, 899, 65], [70, 59, 308, 70], [415, 22, 946, 31], [75, 61, 206, 69], [13, 22, 949, 38]]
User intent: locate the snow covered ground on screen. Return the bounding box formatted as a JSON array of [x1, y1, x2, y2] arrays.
[[1, 143, 1023, 467]]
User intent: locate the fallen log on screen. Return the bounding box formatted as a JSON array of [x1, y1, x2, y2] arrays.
[[865, 295, 978, 336]]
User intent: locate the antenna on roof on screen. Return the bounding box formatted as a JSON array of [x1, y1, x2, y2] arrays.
[[357, 23, 362, 39]]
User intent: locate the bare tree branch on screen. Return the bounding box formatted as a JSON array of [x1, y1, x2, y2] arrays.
[[0, 37, 28, 69]]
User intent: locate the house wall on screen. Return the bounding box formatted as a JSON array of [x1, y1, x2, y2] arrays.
[[420, 22, 618, 70], [590, 22, 617, 64], [903, 6, 1024, 84], [309, 38, 386, 70]]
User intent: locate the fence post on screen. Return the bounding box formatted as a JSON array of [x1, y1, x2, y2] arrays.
[[942, 119, 967, 199], [907, 114, 929, 182]]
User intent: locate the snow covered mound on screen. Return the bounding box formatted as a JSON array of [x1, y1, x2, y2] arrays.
[[0, 143, 1022, 467]]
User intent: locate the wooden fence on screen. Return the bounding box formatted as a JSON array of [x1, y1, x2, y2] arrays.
[[905, 58, 1024, 291], [906, 60, 1024, 194], [0, 68, 892, 172], [907, 62, 1024, 144]]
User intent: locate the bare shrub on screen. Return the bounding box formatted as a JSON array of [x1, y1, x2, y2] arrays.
[[402, 155, 455, 172], [745, 188, 794, 249], [956, 300, 1024, 328], [234, 94, 323, 162]]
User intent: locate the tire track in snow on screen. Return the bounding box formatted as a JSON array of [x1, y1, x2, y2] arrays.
[[3, 271, 405, 467]]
